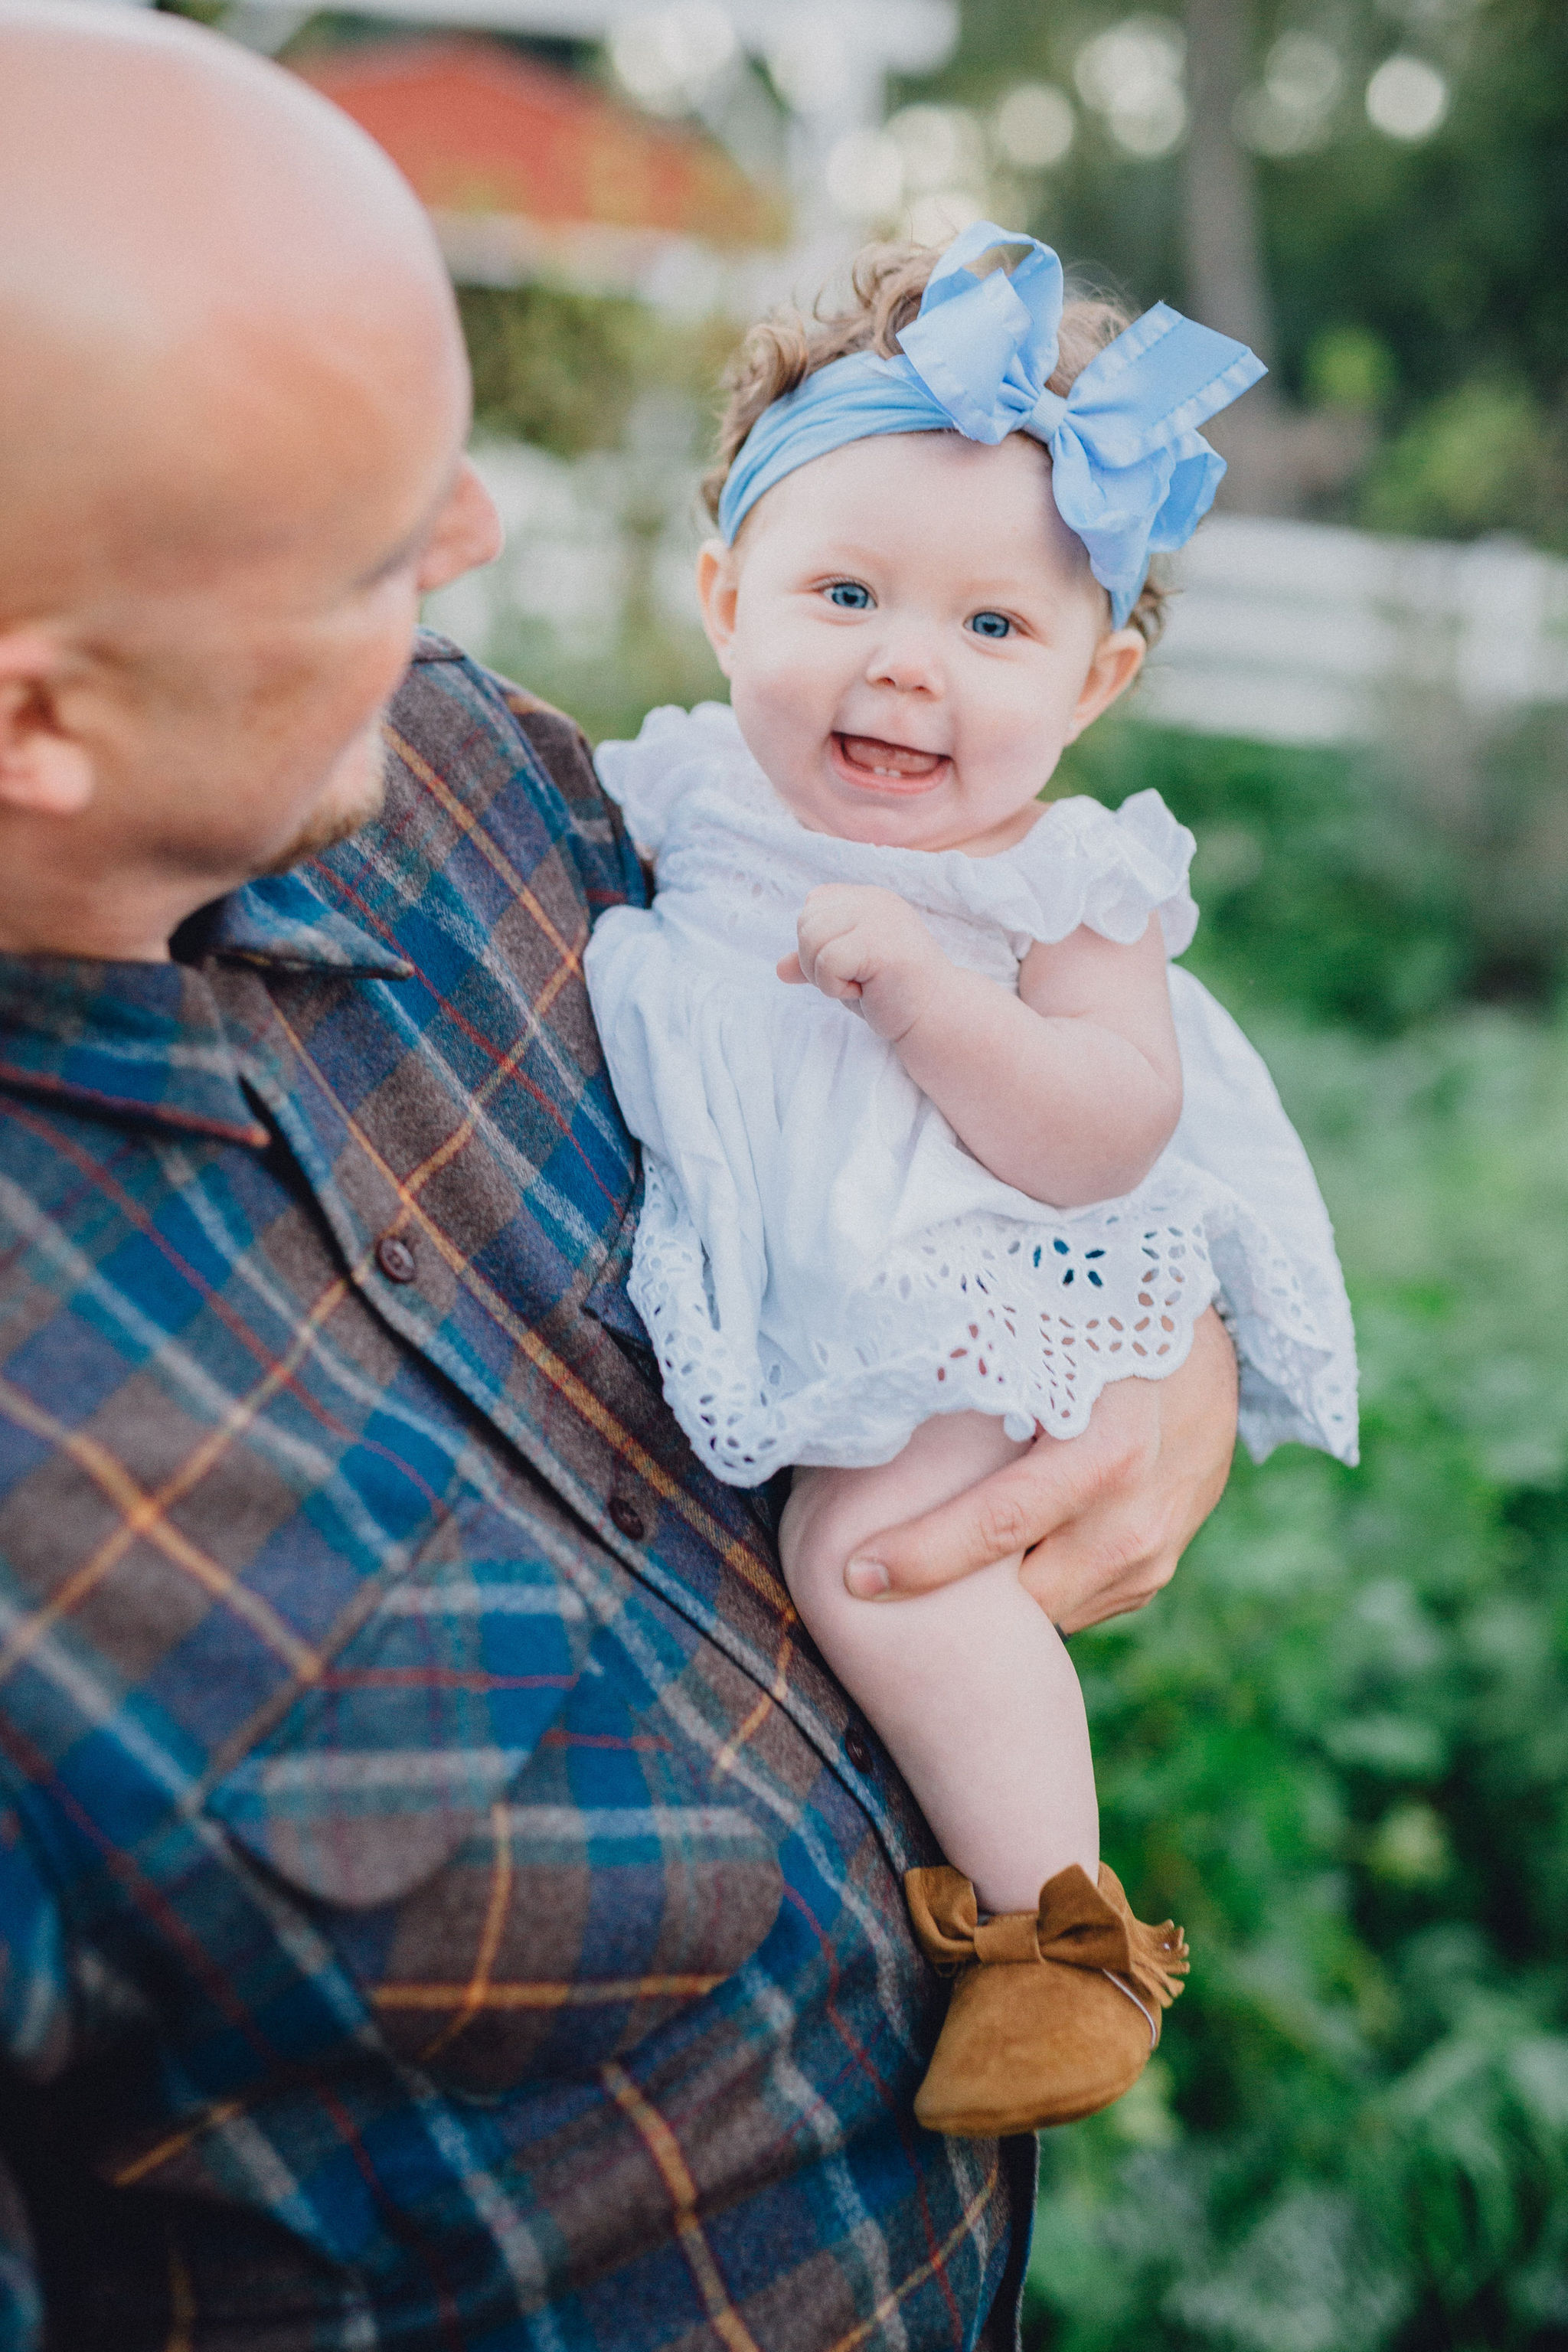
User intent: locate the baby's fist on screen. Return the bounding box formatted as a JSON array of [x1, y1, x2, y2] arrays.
[[779, 884, 945, 1040]]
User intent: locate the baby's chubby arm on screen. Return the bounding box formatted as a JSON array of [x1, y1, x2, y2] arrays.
[[781, 884, 1182, 1210]]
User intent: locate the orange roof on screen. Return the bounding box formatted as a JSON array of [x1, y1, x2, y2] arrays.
[[295, 39, 783, 252]]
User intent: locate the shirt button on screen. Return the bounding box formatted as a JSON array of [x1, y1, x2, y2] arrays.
[[375, 1233, 417, 1284], [844, 1723, 874, 1774], [609, 1495, 646, 1542]]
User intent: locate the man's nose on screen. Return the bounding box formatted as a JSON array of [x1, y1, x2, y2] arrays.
[[418, 459, 504, 593]]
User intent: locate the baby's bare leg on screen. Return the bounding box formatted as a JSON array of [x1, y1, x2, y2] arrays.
[[780, 1413, 1098, 1915]]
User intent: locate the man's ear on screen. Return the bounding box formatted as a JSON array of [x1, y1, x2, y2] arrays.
[[1065, 626, 1145, 743], [0, 632, 95, 816], [696, 539, 740, 678]]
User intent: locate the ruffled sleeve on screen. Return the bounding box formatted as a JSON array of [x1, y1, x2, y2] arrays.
[[997, 788, 1198, 958], [1166, 969, 1360, 1465], [999, 790, 1357, 1463], [593, 701, 745, 855]]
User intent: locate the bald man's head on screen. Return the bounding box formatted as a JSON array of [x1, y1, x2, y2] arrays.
[[0, 0, 469, 615], [0, 1, 501, 959]]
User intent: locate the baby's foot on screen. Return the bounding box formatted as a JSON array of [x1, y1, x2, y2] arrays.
[[904, 1860, 1188, 2136]]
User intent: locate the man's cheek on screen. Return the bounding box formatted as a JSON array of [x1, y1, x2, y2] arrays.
[[259, 727, 387, 876]]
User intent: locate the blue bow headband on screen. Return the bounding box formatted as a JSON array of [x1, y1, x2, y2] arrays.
[[717, 220, 1266, 628]]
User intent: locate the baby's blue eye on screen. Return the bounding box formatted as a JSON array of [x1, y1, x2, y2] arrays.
[[826, 581, 873, 610], [969, 610, 1013, 639]]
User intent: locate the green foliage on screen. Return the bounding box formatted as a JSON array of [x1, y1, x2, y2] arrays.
[[460, 284, 650, 459], [1255, 0, 1568, 417], [480, 607, 725, 753], [1055, 720, 1475, 1031], [1063, 704, 1568, 1025], [459, 284, 729, 460], [1361, 381, 1568, 550], [1305, 326, 1398, 418], [911, 0, 1568, 545], [1027, 1010, 1568, 2351]]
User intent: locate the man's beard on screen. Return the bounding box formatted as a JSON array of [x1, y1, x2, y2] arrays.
[[259, 733, 388, 876]]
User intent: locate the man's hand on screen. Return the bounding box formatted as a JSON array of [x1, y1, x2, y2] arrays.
[[779, 884, 947, 1042], [844, 1308, 1239, 1633]]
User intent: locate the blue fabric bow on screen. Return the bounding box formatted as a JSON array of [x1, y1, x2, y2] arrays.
[[717, 220, 1266, 627]]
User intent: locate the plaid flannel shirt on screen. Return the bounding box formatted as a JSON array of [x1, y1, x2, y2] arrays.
[[0, 633, 1033, 2352]]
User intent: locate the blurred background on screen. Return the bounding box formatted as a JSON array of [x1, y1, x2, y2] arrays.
[[136, 0, 1568, 2340]]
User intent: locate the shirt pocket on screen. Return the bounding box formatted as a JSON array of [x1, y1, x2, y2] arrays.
[[207, 1538, 592, 1910], [205, 1532, 783, 2096], [338, 1679, 783, 2095]]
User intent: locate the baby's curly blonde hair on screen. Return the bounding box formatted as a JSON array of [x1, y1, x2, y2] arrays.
[[702, 238, 1168, 647]]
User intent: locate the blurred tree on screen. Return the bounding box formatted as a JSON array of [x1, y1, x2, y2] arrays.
[[459, 283, 649, 459], [1180, 0, 1274, 359], [457, 282, 733, 460], [904, 0, 1568, 540]]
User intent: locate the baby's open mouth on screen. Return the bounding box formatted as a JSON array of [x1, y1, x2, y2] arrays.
[[832, 733, 949, 789]]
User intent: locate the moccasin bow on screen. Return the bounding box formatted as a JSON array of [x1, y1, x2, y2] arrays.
[[903, 1861, 1189, 2136]]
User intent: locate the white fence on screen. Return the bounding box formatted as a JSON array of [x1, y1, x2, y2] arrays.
[[427, 438, 1568, 751], [1144, 516, 1568, 746]]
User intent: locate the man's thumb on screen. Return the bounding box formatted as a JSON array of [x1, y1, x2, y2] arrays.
[[844, 1431, 1108, 1599]]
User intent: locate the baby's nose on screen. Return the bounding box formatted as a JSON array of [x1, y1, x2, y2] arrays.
[[867, 631, 944, 695]]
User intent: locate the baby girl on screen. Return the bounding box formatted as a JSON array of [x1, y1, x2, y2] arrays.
[[583, 224, 1357, 2137]]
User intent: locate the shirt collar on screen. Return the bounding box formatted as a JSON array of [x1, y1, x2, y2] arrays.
[[174, 869, 413, 978], [0, 867, 412, 1146]]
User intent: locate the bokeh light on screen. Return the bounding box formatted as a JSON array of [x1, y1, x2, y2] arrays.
[[608, 2, 738, 116], [764, 21, 851, 118], [1365, 53, 1450, 141], [1234, 31, 1344, 157], [905, 189, 987, 245], [884, 103, 986, 197], [991, 81, 1076, 172], [823, 127, 903, 220], [1073, 17, 1188, 159]]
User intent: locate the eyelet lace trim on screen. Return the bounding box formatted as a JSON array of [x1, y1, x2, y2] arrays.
[[635, 1172, 1217, 1481]]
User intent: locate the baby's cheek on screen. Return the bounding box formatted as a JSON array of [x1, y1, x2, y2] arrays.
[[731, 684, 821, 818], [986, 691, 1076, 805]]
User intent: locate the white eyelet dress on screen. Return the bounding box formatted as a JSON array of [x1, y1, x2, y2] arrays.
[[583, 704, 1358, 1488]]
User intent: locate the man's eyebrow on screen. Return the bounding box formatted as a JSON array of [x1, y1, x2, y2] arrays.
[[355, 459, 462, 586]]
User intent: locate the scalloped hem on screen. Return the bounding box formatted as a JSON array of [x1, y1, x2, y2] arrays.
[[627, 1165, 1358, 1485], [629, 1207, 1217, 1488], [671, 1325, 1207, 1485]]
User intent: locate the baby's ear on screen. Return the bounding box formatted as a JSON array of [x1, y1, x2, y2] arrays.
[[1067, 626, 1145, 742], [696, 539, 741, 675]]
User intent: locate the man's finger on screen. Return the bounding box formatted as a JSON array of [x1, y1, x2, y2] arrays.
[[845, 1427, 1121, 1598], [1018, 1504, 1178, 1635]]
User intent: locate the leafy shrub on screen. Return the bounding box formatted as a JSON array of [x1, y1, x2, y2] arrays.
[[459, 283, 732, 461], [1027, 1011, 1568, 2351], [1359, 382, 1568, 553], [1059, 714, 1568, 1027], [1057, 720, 1476, 1033]]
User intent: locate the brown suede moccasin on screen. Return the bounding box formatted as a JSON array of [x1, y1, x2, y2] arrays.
[[904, 1860, 1189, 2136]]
